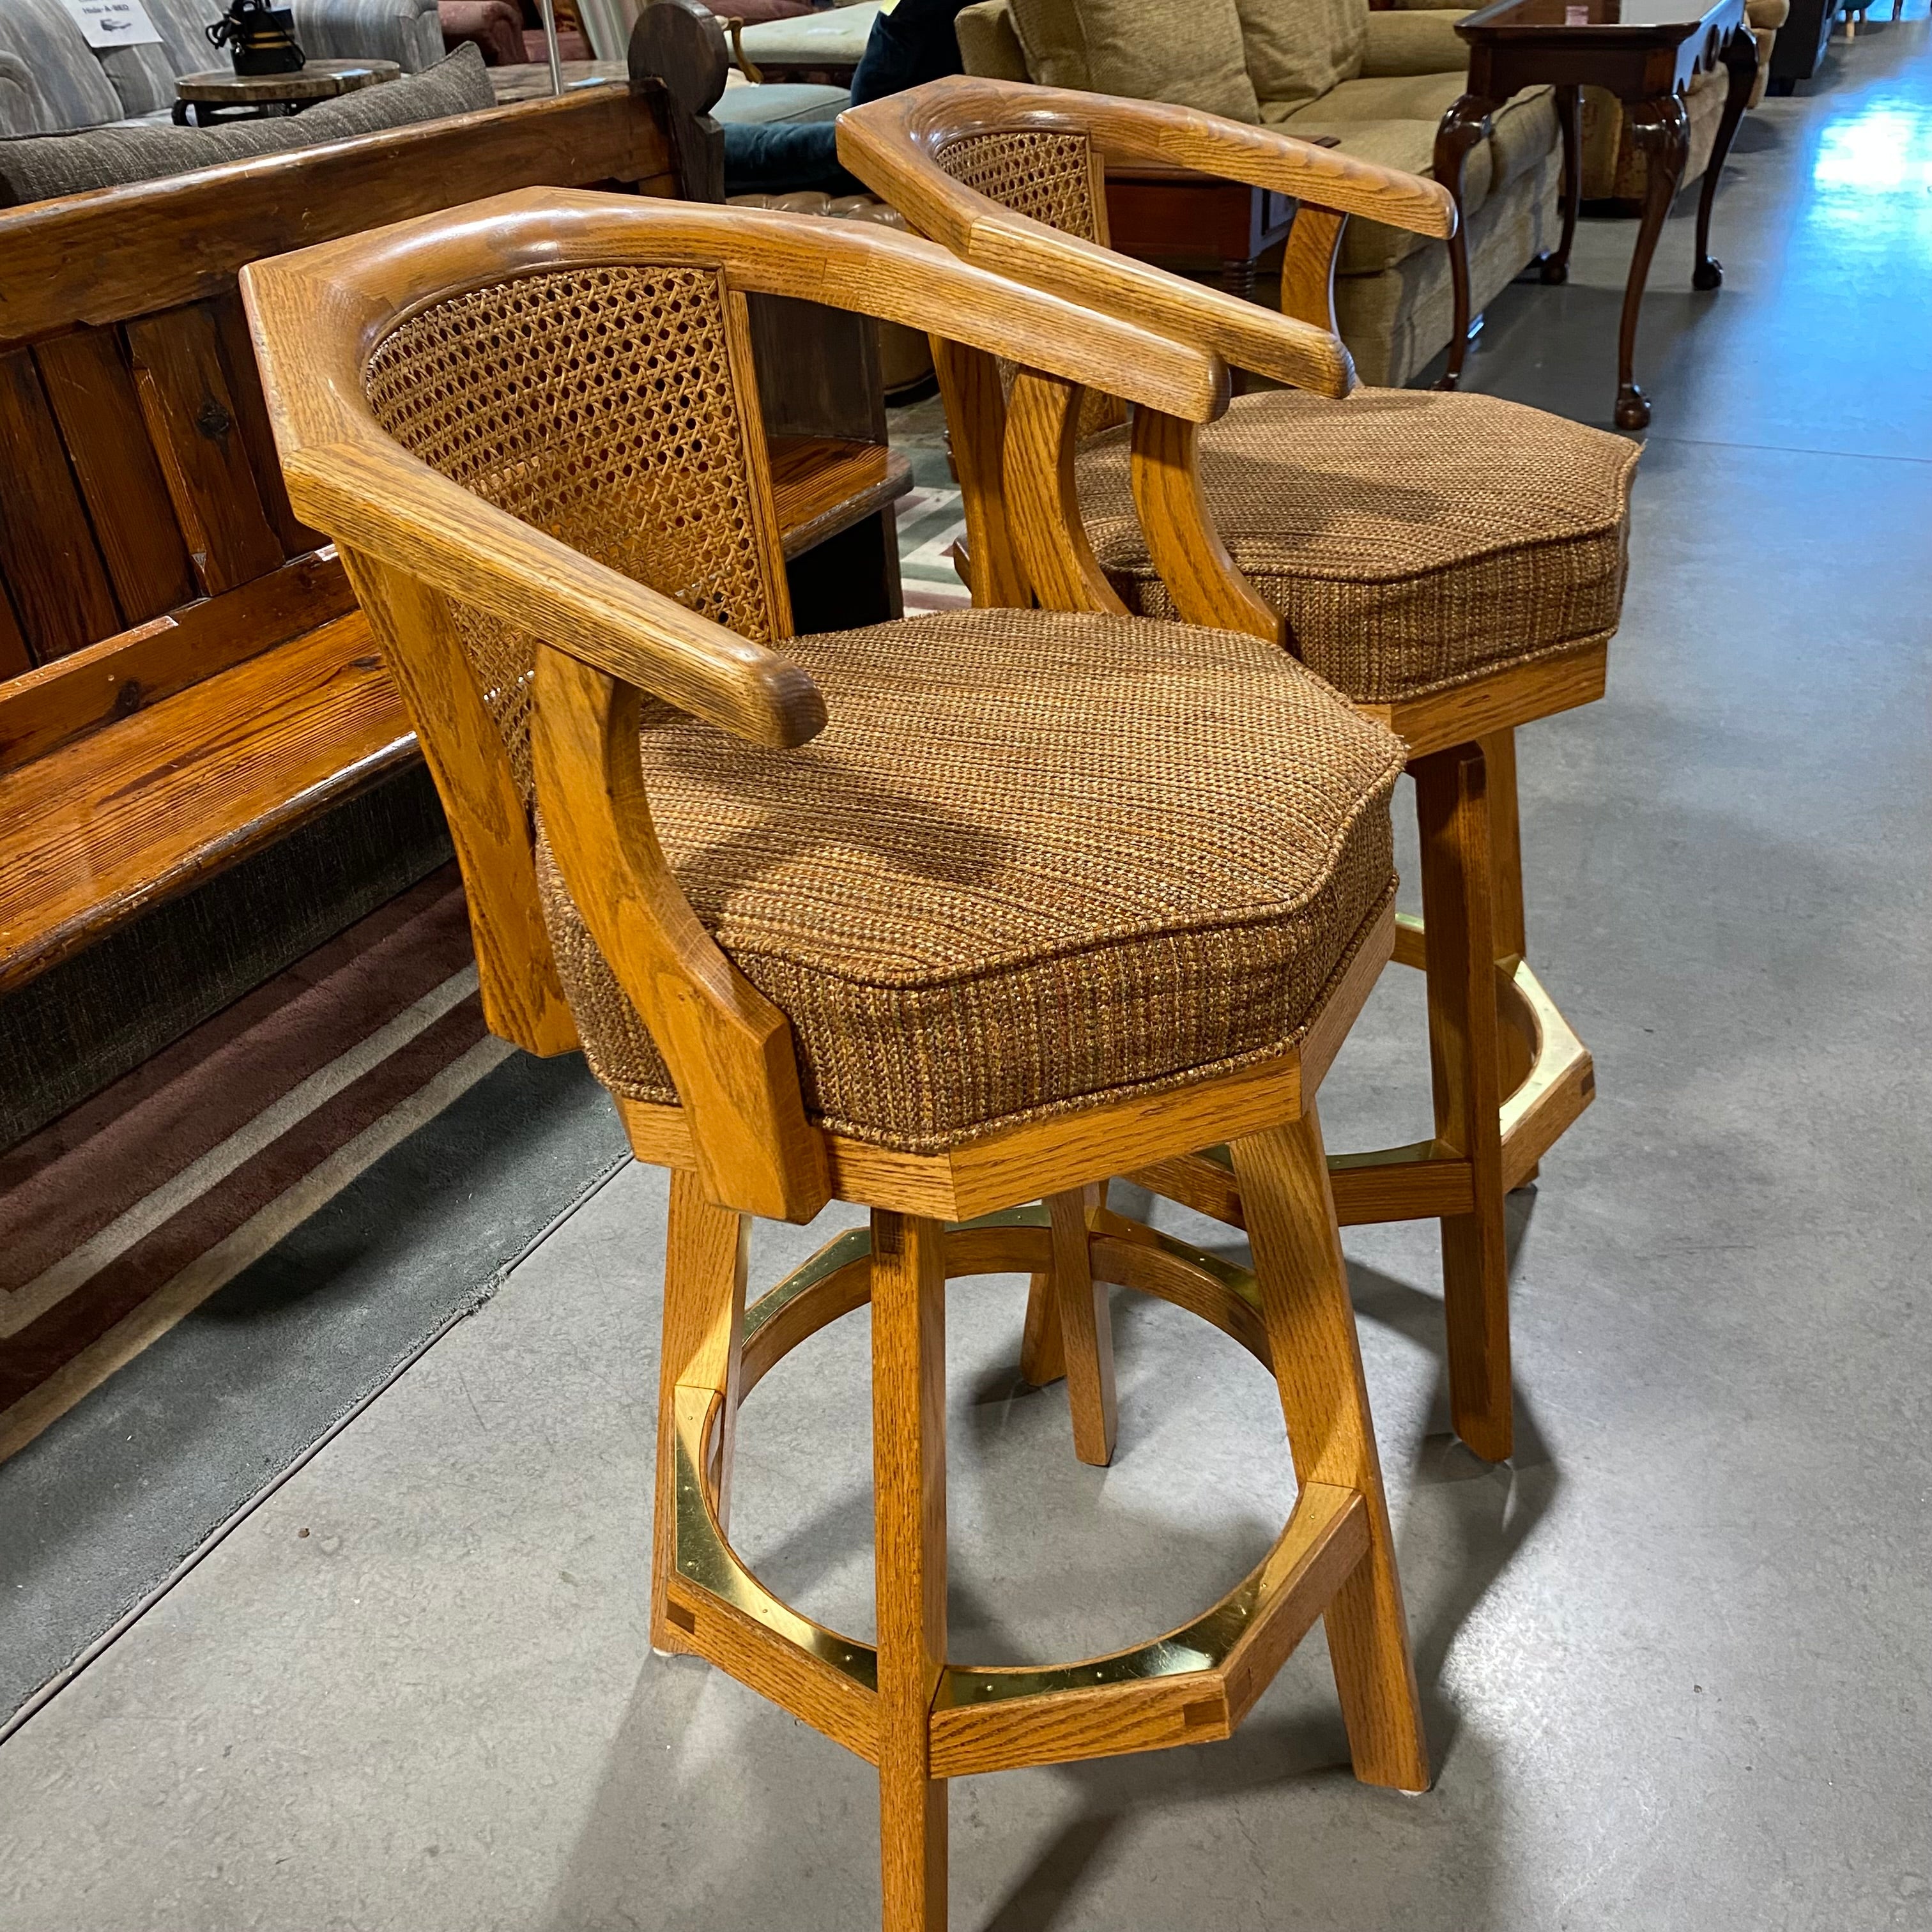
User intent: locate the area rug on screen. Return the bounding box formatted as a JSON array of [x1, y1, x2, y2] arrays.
[[0, 873, 630, 1729]]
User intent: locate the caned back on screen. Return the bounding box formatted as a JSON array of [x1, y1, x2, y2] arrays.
[[927, 130, 1124, 438], [930, 128, 1107, 244], [364, 263, 788, 805]]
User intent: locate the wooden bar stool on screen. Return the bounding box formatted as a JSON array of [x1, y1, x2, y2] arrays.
[[842, 78, 1642, 1463], [243, 190, 1431, 1929]]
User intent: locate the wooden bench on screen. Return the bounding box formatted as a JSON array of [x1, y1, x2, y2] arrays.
[[0, 12, 911, 1141]]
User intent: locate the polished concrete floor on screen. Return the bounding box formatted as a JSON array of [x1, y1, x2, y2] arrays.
[[4, 26, 1930, 1932]]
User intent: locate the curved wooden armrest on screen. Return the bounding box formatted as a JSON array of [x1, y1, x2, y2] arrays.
[[245, 188, 1227, 432], [848, 75, 1457, 240], [839, 103, 1354, 395], [285, 440, 827, 749]]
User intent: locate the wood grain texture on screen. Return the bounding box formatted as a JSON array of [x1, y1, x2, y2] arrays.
[[341, 549, 576, 1057], [1482, 724, 1533, 1105], [1414, 742, 1512, 1464], [125, 303, 286, 598], [0, 348, 121, 660], [0, 611, 411, 992], [0, 551, 351, 773], [767, 438, 912, 559], [871, 1209, 949, 1931], [1229, 1110, 1430, 1793], [0, 588, 27, 680], [1278, 204, 1349, 335], [531, 645, 831, 1222], [211, 291, 320, 558], [1369, 638, 1609, 756], [0, 92, 677, 353], [1002, 370, 1128, 616], [1048, 1184, 1115, 1467], [654, 1171, 748, 1655], [1017, 1266, 1066, 1387], [1126, 408, 1280, 645], [931, 339, 1029, 608], [32, 326, 197, 627]]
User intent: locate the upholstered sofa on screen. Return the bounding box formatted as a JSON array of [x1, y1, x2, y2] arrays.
[[954, 0, 1562, 387], [0, 0, 447, 135]]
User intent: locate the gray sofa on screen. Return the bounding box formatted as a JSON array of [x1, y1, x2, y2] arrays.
[[0, 0, 446, 135]]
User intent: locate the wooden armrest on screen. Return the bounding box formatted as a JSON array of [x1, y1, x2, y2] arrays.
[[838, 98, 1359, 395], [282, 440, 827, 749], [842, 75, 1457, 240]]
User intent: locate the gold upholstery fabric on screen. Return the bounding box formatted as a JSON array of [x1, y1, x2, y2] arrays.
[[1079, 388, 1639, 703], [1005, 0, 1262, 122], [535, 608, 1404, 1151]]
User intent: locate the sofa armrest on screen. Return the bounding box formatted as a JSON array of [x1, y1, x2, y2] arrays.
[[956, 0, 1031, 80], [1360, 9, 1471, 76], [291, 0, 448, 72]]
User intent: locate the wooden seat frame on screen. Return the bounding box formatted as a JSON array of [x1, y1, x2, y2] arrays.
[[841, 77, 1607, 1463], [244, 190, 1430, 1930]]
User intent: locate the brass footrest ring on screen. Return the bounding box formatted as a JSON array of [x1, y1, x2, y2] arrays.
[[666, 1210, 1367, 1774]]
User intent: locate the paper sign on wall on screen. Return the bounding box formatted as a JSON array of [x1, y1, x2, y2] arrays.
[[59, 0, 165, 49]]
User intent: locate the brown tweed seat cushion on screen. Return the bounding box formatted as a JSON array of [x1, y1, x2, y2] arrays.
[[1078, 387, 1641, 704], [535, 607, 1405, 1153]]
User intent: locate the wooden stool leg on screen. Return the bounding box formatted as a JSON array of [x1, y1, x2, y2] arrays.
[[1048, 1184, 1116, 1466], [1480, 728, 1538, 1186], [1018, 1268, 1066, 1386], [1230, 1112, 1430, 1793], [652, 1171, 749, 1655], [1414, 744, 1514, 1462], [872, 1209, 949, 1931]]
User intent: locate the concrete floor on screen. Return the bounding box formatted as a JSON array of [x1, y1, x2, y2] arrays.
[[4, 25, 1931, 1932]]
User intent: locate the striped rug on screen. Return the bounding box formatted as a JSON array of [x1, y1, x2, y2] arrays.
[[0, 870, 505, 1464]]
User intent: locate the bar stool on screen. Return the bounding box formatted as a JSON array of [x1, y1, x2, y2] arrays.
[[243, 190, 1432, 1929], [841, 78, 1642, 1463]]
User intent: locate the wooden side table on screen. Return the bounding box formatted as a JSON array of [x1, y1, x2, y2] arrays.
[[1434, 0, 1758, 429], [1102, 159, 1300, 301], [172, 59, 401, 126]]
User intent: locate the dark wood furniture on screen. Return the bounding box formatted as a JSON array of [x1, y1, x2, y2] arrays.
[[1103, 157, 1300, 301], [171, 57, 401, 125], [0, 1, 907, 1135], [1767, 0, 1837, 89], [1435, 0, 1759, 429]]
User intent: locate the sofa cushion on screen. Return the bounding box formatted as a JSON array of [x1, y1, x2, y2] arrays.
[[1359, 6, 1469, 76], [532, 608, 1402, 1150], [1236, 0, 1367, 115], [1278, 73, 1554, 272], [0, 43, 493, 205], [712, 78, 852, 125], [438, 0, 528, 66], [1078, 387, 1637, 705], [0, 0, 126, 134], [1008, 0, 1261, 121], [955, 0, 1030, 79], [90, 0, 230, 121]]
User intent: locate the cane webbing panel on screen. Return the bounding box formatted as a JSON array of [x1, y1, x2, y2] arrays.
[[365, 264, 779, 802], [1078, 387, 1640, 703], [535, 606, 1403, 1152], [932, 128, 1103, 240]]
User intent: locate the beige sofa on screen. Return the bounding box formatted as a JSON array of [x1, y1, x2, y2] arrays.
[[954, 0, 1561, 387]]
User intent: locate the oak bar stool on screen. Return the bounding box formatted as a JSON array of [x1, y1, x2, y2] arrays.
[[242, 190, 1432, 1929], [841, 77, 1642, 1464]]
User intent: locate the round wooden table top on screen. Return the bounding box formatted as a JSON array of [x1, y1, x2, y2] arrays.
[[173, 58, 401, 105]]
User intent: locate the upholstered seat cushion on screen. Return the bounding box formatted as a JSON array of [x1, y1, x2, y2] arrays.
[[535, 608, 1403, 1151], [1078, 387, 1639, 704]]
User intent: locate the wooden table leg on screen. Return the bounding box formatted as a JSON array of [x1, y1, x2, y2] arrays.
[[1541, 84, 1583, 284], [1693, 27, 1762, 290], [1432, 93, 1496, 390], [1615, 93, 1689, 431]]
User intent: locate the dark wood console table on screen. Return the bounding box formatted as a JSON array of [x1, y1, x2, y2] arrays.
[[1434, 0, 1758, 429]]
